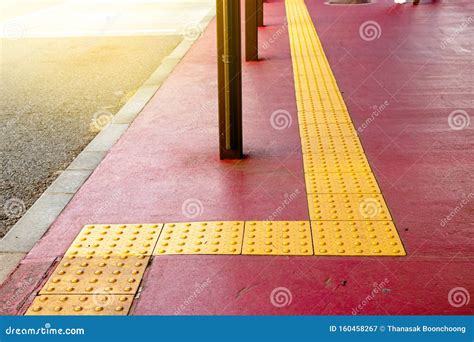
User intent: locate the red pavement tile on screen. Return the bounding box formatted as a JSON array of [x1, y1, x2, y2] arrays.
[[132, 255, 359, 315], [134, 255, 473, 315], [318, 258, 474, 315]]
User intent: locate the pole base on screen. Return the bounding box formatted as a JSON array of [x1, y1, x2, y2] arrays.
[[219, 149, 244, 160]]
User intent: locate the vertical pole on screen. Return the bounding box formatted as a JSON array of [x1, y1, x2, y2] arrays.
[[257, 0, 264, 27], [245, 0, 258, 61], [217, 0, 243, 159]]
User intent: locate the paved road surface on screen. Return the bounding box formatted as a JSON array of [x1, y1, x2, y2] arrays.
[[0, 0, 214, 237]]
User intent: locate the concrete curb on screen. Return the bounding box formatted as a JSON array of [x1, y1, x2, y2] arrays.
[[0, 7, 216, 282]]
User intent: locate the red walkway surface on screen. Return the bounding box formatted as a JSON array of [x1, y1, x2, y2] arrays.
[[1, 0, 473, 315]]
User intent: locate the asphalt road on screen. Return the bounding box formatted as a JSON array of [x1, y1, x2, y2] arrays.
[[0, 35, 181, 237]]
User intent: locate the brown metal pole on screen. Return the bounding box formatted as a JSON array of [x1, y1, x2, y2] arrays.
[[217, 0, 243, 159], [245, 0, 258, 61], [257, 0, 263, 27]]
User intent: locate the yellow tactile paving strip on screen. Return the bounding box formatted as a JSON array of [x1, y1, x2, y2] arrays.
[[65, 224, 162, 256], [285, 0, 405, 256], [301, 134, 364, 154], [305, 172, 380, 194], [308, 194, 392, 221], [27, 219, 405, 314], [300, 122, 356, 137], [303, 152, 372, 174], [242, 221, 313, 255], [26, 294, 134, 315], [312, 221, 405, 256], [39, 255, 149, 295], [26, 224, 162, 315], [154, 221, 244, 255]]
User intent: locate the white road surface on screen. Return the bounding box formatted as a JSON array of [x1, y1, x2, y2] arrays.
[[1, 0, 215, 38]]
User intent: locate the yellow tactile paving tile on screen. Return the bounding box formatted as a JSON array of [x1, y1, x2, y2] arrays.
[[26, 294, 133, 315], [26, 224, 161, 315], [311, 221, 406, 256], [308, 194, 392, 221], [295, 86, 344, 98], [299, 122, 357, 138], [39, 255, 149, 295], [65, 224, 163, 257], [297, 110, 352, 125], [242, 221, 313, 255], [301, 134, 364, 154], [303, 152, 372, 174], [295, 83, 343, 99], [153, 221, 244, 255], [296, 97, 348, 114], [305, 172, 381, 194]]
